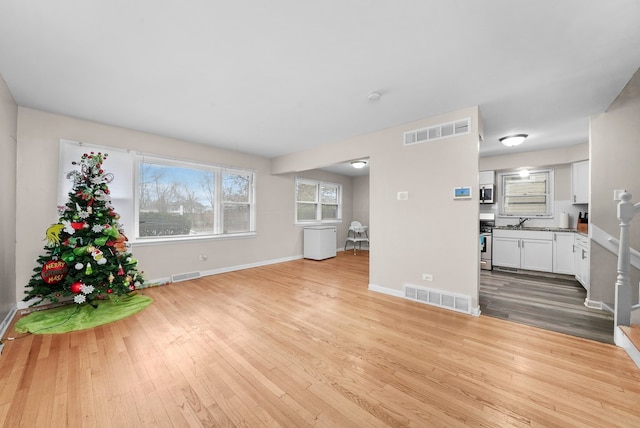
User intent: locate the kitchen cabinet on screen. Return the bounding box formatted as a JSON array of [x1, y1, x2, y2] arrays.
[[571, 160, 589, 204], [552, 232, 575, 275], [493, 229, 553, 272], [479, 170, 495, 185], [574, 234, 590, 291]]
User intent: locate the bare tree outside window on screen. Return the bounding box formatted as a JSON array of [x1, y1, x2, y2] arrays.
[[138, 160, 254, 238]]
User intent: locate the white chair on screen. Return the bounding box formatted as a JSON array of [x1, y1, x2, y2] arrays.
[[345, 221, 369, 254]]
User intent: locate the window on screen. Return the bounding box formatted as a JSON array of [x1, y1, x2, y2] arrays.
[[138, 157, 255, 238], [59, 140, 257, 242], [295, 178, 342, 223], [498, 169, 553, 217]]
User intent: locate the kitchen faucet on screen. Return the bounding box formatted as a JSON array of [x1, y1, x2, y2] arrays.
[[517, 217, 530, 228]]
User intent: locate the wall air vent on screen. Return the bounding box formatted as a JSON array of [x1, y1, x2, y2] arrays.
[[171, 271, 201, 283], [403, 283, 471, 314], [403, 117, 471, 146]]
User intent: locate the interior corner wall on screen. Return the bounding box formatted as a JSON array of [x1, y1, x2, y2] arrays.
[[0, 73, 18, 321], [14, 107, 353, 305], [352, 175, 370, 232], [590, 67, 640, 306], [272, 106, 481, 311]]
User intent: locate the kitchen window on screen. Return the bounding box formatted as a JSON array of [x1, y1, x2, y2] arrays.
[[498, 169, 554, 218], [295, 178, 342, 223]]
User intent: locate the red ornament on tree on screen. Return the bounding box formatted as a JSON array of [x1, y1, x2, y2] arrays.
[[70, 281, 83, 294], [41, 258, 69, 284]]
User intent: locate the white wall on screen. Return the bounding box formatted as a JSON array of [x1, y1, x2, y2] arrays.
[[590, 68, 640, 306], [0, 74, 17, 321], [274, 106, 481, 311], [14, 108, 354, 303]]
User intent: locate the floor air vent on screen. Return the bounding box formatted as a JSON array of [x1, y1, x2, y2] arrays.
[[403, 117, 471, 146], [171, 271, 201, 283], [403, 284, 471, 314]]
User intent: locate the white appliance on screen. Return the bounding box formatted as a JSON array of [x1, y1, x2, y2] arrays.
[[303, 226, 337, 260]]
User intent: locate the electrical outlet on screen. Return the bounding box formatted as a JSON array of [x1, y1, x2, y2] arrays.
[[422, 273, 433, 281], [199, 254, 208, 261]]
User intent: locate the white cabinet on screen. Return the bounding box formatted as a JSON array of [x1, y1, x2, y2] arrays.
[[574, 234, 590, 291], [303, 227, 336, 260], [571, 160, 589, 204], [493, 229, 553, 272], [479, 170, 495, 185], [493, 236, 521, 269], [552, 232, 575, 275]]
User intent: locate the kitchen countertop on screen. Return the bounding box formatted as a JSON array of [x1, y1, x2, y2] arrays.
[[493, 226, 588, 236]]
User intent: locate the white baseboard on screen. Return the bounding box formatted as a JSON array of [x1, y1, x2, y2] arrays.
[[368, 283, 403, 298], [145, 255, 305, 287], [0, 304, 18, 344]]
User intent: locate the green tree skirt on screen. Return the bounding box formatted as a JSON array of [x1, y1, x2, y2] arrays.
[[15, 294, 153, 334]]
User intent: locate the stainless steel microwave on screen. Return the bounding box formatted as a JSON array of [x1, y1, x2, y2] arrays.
[[479, 185, 494, 204]]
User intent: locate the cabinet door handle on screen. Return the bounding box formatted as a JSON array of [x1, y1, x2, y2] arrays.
[[582, 249, 586, 260], [573, 195, 576, 203], [572, 244, 576, 253]]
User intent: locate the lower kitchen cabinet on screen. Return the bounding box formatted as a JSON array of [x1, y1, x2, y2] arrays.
[[552, 232, 575, 275], [493, 229, 553, 272], [574, 234, 590, 291]]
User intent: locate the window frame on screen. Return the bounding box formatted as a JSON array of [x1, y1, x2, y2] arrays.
[[136, 155, 256, 241], [295, 177, 343, 225], [497, 168, 554, 218]]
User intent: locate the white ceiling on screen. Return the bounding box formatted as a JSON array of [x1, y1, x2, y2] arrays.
[[1, 1, 639, 176]]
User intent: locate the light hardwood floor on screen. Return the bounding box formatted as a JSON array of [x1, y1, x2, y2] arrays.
[[1, 251, 640, 427]]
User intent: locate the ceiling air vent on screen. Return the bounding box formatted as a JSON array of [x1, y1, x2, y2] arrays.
[[403, 117, 471, 146]]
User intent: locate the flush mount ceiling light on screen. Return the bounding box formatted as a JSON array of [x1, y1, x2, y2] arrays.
[[367, 92, 381, 102], [519, 169, 530, 178], [499, 134, 528, 147], [351, 160, 367, 169]]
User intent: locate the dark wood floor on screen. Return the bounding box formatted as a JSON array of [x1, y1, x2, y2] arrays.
[[480, 269, 615, 344]]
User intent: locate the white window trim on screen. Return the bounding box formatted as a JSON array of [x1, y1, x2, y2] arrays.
[[136, 154, 256, 241], [295, 177, 343, 225]]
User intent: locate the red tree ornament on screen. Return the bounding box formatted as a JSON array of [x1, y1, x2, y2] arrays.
[[41, 259, 69, 284], [70, 281, 83, 294]]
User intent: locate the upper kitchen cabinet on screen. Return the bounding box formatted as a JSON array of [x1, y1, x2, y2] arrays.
[[479, 170, 495, 185], [571, 160, 589, 204], [479, 170, 495, 204]]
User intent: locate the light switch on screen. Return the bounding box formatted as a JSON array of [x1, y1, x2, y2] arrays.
[[614, 189, 626, 201], [397, 191, 409, 200]]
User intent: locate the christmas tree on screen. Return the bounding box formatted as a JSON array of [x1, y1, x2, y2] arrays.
[[25, 151, 144, 306]]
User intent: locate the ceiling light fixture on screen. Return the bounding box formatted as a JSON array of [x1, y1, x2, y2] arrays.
[[367, 92, 381, 102], [519, 169, 530, 178], [351, 160, 367, 169], [499, 134, 528, 147]]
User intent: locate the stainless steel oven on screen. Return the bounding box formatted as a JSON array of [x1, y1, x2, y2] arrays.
[[480, 213, 495, 270]]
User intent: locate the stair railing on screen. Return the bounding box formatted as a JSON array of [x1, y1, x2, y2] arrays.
[[615, 192, 640, 327]]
